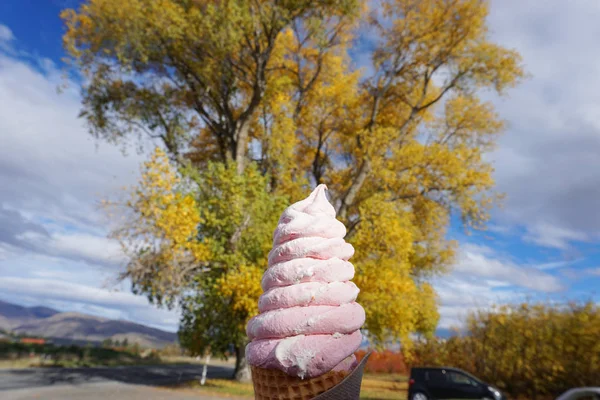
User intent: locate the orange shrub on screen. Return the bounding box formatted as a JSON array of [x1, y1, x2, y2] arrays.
[[356, 349, 407, 374]]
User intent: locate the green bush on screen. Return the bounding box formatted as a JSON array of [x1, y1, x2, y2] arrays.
[[0, 341, 154, 366]]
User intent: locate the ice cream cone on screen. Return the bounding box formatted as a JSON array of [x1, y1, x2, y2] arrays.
[[247, 185, 369, 399], [251, 366, 347, 400], [251, 351, 371, 400]]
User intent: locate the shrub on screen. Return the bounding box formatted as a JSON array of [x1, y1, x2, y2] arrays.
[[356, 349, 407, 374], [410, 301, 600, 400]]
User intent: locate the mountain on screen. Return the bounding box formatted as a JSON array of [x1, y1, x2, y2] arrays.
[[0, 300, 177, 348], [436, 327, 459, 339], [0, 300, 59, 321]]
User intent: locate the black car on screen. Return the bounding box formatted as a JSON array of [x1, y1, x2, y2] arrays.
[[408, 367, 505, 400]]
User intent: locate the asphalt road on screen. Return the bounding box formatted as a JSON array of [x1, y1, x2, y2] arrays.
[[0, 363, 236, 400]]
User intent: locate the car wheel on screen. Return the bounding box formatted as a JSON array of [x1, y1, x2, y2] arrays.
[[412, 392, 428, 400]]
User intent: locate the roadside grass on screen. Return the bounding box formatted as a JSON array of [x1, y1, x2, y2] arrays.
[[0, 358, 40, 369], [361, 373, 407, 399], [161, 355, 236, 367], [169, 373, 407, 400], [171, 379, 254, 399], [365, 373, 408, 383]]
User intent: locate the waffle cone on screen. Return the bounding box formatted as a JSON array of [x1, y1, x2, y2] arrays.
[[251, 366, 348, 400]]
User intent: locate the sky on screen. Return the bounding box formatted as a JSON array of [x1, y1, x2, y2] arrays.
[[0, 0, 599, 334]]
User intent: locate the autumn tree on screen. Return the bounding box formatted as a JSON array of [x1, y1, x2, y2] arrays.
[[63, 0, 524, 381]]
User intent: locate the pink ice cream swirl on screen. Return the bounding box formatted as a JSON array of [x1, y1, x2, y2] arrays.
[[245, 184, 365, 379]]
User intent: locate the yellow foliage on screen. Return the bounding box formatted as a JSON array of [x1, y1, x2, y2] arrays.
[[216, 264, 263, 317]]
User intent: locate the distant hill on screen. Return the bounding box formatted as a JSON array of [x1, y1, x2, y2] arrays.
[[357, 327, 459, 351], [0, 300, 177, 348], [436, 327, 459, 339], [0, 301, 59, 320]]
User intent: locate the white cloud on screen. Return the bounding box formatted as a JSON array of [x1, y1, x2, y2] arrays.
[[485, 0, 600, 248], [0, 24, 14, 44], [533, 259, 580, 271], [16, 231, 126, 267], [0, 245, 9, 261], [454, 243, 563, 292], [0, 53, 145, 232], [522, 223, 588, 250], [485, 279, 512, 288], [1, 251, 117, 289], [0, 277, 146, 308], [486, 224, 513, 235], [434, 242, 564, 328], [50, 233, 125, 266], [434, 277, 516, 329], [0, 52, 145, 244], [1, 205, 124, 268], [436, 277, 512, 309], [585, 268, 600, 277]]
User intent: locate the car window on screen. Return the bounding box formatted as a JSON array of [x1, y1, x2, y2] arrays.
[[448, 371, 476, 386], [427, 370, 447, 383]]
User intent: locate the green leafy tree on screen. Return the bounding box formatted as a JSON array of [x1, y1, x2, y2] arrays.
[[131, 342, 141, 355]]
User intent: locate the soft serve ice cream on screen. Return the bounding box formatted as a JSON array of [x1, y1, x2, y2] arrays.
[[246, 184, 365, 379]]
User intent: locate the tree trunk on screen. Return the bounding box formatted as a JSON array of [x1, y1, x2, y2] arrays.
[[200, 353, 210, 385], [233, 345, 251, 382], [338, 158, 371, 220], [235, 121, 250, 175]]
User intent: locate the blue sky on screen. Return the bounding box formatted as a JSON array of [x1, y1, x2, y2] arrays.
[[0, 1, 599, 333]]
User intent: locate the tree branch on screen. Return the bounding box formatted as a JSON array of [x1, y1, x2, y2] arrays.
[[417, 70, 466, 111]]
